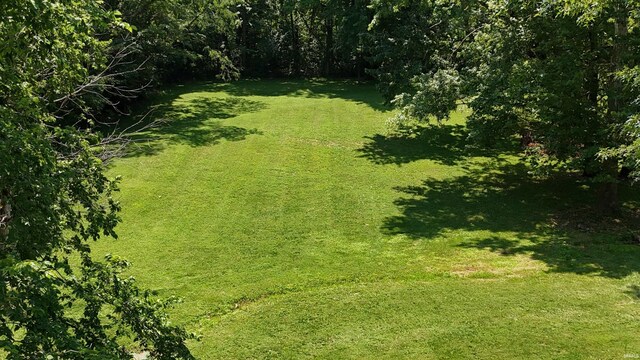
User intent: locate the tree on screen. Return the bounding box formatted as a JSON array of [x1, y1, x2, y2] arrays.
[[103, 0, 240, 91], [235, 0, 372, 77], [386, 0, 640, 212], [0, 0, 194, 358], [366, 0, 452, 101]]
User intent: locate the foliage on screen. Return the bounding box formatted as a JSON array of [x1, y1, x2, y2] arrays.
[[0, 0, 194, 358], [391, 68, 462, 123], [235, 0, 372, 77], [96, 0, 241, 103], [382, 0, 640, 210], [365, 0, 458, 100]]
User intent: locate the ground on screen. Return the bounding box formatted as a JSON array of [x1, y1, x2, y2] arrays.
[[94, 80, 640, 359]]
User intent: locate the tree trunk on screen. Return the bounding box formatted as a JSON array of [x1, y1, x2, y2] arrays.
[[0, 189, 11, 238], [598, 158, 620, 214], [290, 12, 301, 76], [323, 15, 334, 76], [586, 27, 599, 107], [596, 13, 627, 214], [608, 17, 627, 118], [598, 181, 619, 214], [239, 9, 248, 71]]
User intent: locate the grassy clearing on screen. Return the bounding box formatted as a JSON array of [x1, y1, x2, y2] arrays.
[[94, 79, 640, 359]]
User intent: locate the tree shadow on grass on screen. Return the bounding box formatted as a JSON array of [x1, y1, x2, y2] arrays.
[[383, 159, 640, 278], [357, 123, 512, 166], [173, 79, 391, 112], [382, 161, 566, 238], [115, 79, 387, 157], [459, 234, 640, 278], [124, 96, 265, 157], [625, 285, 640, 299]]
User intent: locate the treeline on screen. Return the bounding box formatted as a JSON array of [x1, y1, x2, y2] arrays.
[[235, 0, 371, 77], [99, 0, 373, 87], [101, 0, 399, 83], [100, 0, 452, 86]]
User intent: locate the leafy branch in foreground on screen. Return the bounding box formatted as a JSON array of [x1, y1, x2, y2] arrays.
[[0, 0, 195, 358]]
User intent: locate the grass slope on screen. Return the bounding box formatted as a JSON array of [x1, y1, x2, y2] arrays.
[[95, 80, 640, 359]]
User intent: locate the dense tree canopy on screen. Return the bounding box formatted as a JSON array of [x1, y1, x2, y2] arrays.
[[386, 0, 640, 211], [235, 0, 372, 77], [0, 0, 196, 358], [105, 0, 240, 85]]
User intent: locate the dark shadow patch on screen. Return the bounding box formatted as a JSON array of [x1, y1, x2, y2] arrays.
[[123, 96, 265, 157], [358, 124, 468, 166], [383, 159, 640, 278], [382, 161, 566, 238], [458, 234, 640, 278], [357, 123, 515, 166], [171, 79, 391, 112], [625, 285, 640, 300], [107, 79, 388, 158]]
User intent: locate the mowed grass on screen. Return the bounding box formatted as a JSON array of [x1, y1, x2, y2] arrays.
[[94, 80, 640, 359]]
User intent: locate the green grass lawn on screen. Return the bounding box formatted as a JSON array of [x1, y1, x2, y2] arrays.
[[94, 79, 640, 359]]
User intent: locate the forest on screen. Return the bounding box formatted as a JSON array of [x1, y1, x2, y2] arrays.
[[2, 0, 640, 358]]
